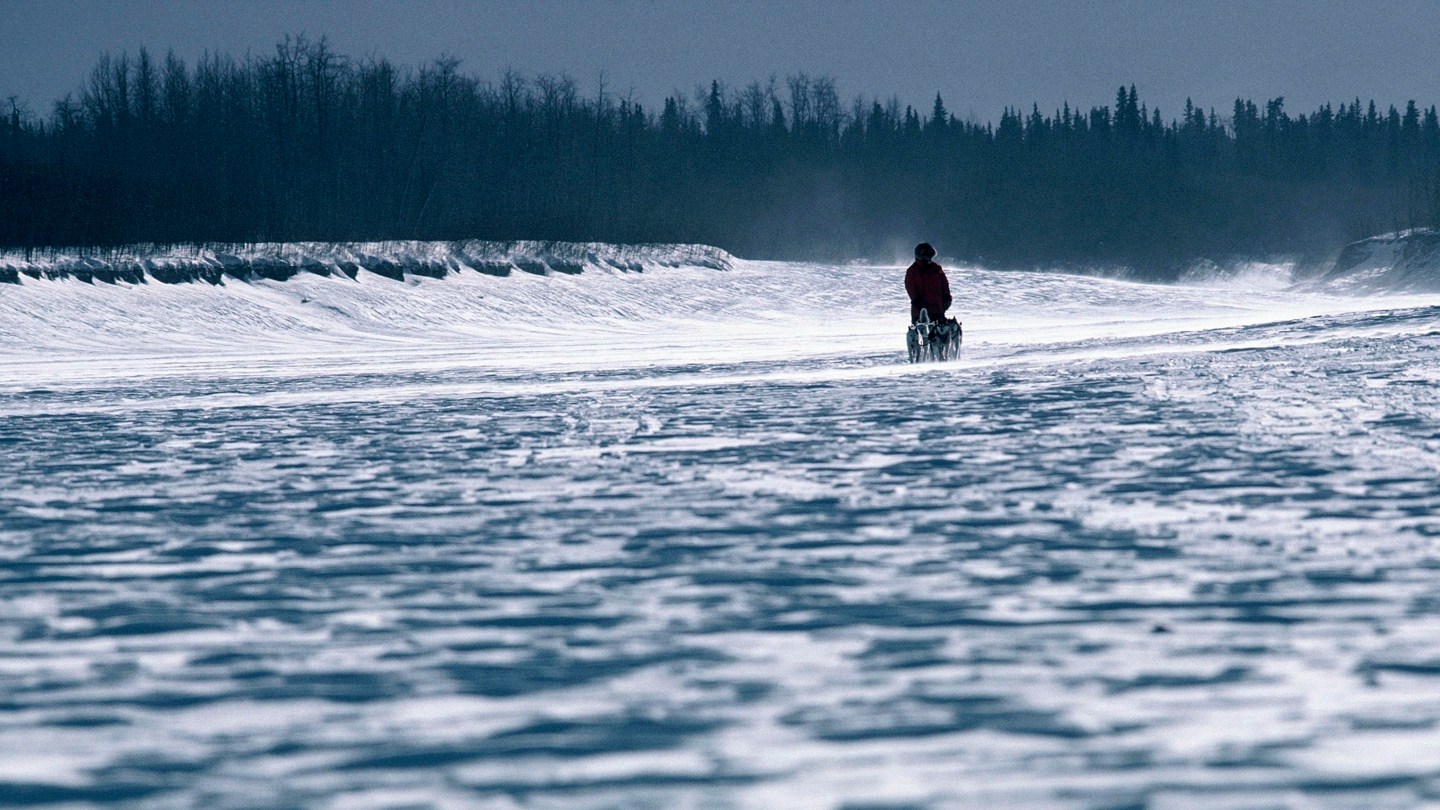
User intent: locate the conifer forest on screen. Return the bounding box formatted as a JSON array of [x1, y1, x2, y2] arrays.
[[4, 38, 1440, 272]]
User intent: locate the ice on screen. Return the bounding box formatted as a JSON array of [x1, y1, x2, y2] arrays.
[[2, 249, 1440, 808]]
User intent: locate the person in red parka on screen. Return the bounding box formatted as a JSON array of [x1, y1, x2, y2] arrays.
[[904, 242, 951, 324]]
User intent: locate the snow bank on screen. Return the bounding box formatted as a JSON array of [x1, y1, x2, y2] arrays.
[[0, 240, 733, 285], [1310, 228, 1440, 293]]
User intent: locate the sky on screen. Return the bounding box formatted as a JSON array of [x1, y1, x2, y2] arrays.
[[3, 0, 1440, 124]]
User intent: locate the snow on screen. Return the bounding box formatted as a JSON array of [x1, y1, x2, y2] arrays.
[[2, 245, 1440, 808], [1308, 228, 1440, 293]]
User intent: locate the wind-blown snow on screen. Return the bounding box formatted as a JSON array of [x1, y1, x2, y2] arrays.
[[2, 244, 1440, 809]]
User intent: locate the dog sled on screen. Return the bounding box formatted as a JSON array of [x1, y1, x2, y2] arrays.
[[906, 311, 962, 363]]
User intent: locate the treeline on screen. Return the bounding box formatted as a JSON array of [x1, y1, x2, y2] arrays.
[[4, 36, 1440, 270]]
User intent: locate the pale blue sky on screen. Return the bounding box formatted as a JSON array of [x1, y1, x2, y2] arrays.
[[3, 0, 1438, 122]]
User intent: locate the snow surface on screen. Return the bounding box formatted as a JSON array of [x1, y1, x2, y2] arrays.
[[3, 247, 1440, 808]]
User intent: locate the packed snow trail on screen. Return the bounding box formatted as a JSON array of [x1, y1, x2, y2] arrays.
[[3, 250, 1440, 808]]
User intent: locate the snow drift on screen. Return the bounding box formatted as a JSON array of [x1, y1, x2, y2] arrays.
[[0, 240, 734, 286], [1309, 228, 1440, 293]]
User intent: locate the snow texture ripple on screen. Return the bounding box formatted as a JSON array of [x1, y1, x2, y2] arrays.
[[2, 248, 1440, 809]]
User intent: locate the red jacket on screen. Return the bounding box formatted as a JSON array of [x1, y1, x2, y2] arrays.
[[905, 259, 952, 322]]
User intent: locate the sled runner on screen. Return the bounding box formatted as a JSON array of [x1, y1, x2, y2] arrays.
[[907, 310, 962, 363]]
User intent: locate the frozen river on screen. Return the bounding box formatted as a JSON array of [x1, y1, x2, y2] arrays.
[[2, 251, 1440, 808]]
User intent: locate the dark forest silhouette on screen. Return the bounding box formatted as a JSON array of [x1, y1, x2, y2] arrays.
[[4, 37, 1440, 272]]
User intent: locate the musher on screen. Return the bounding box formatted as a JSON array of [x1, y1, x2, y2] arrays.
[[905, 242, 952, 324]]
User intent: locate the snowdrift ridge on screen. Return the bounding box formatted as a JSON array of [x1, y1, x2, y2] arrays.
[[0, 240, 733, 285], [1313, 228, 1440, 293]]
